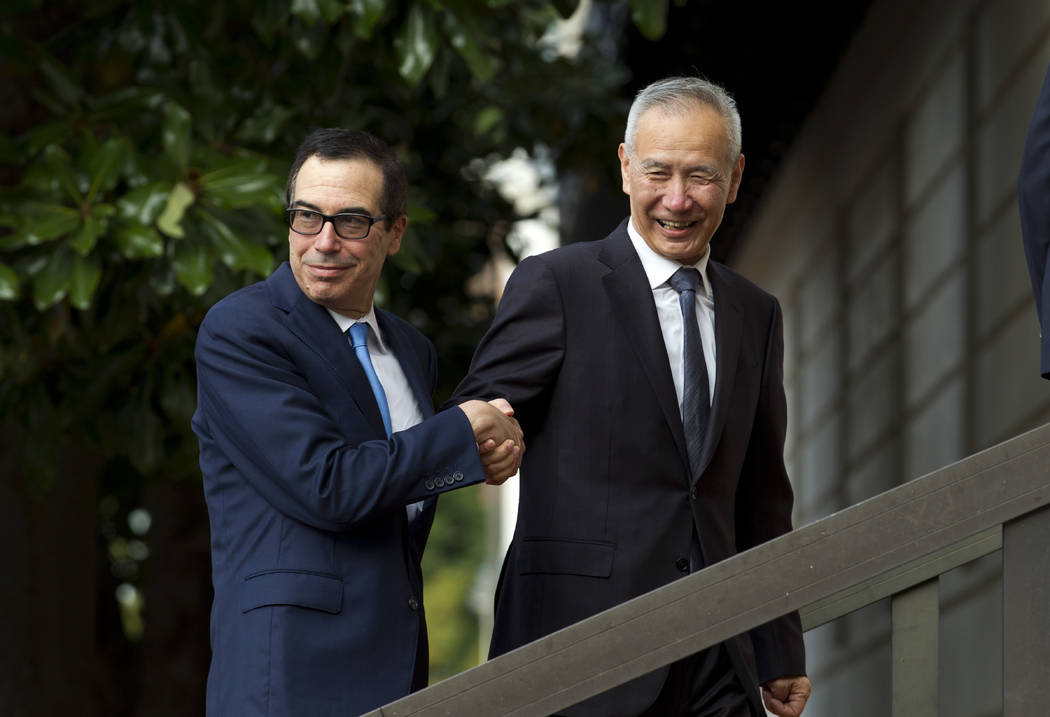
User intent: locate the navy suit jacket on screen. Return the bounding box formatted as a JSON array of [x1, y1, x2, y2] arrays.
[[192, 262, 484, 717], [453, 221, 804, 717], [1021, 63, 1050, 378]]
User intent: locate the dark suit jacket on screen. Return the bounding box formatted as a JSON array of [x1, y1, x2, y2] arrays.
[[1020, 63, 1050, 378], [192, 262, 485, 717], [454, 221, 805, 716]]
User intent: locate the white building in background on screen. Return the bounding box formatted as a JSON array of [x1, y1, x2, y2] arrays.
[[733, 1, 1050, 715]]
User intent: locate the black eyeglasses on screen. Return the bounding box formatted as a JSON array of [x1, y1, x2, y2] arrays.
[[286, 208, 387, 240]]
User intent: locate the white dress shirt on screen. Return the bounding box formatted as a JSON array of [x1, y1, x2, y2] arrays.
[[328, 307, 426, 519], [626, 219, 717, 414]]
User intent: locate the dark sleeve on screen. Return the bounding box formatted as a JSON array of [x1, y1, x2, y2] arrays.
[[194, 308, 484, 533], [734, 297, 806, 681], [1019, 63, 1050, 377], [449, 255, 566, 432]]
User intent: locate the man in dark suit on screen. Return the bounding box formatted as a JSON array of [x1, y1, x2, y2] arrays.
[[454, 77, 809, 716], [192, 128, 523, 717], [1021, 62, 1050, 378]]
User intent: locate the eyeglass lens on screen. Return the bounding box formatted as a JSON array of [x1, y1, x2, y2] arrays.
[[289, 210, 373, 239]]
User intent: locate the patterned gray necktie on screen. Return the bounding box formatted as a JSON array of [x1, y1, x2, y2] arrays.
[[668, 267, 710, 479]]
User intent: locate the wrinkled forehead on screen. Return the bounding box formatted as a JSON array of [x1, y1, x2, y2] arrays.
[[634, 103, 735, 164]]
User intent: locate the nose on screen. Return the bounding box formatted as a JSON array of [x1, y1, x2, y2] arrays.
[[662, 179, 694, 213], [312, 220, 341, 252]]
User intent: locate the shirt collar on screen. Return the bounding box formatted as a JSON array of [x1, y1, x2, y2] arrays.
[[626, 217, 712, 298], [326, 306, 388, 351]]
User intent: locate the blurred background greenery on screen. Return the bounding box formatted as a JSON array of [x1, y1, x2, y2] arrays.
[[0, 1, 664, 714]]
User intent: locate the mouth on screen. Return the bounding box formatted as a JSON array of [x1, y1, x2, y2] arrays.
[[656, 219, 698, 231], [308, 263, 355, 278]]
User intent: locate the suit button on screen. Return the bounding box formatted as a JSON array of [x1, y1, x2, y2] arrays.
[[690, 486, 698, 501], [675, 558, 689, 573], [424, 479, 435, 490], [453, 471, 464, 482], [408, 596, 419, 611]]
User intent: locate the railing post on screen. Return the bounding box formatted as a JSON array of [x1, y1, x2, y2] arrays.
[[891, 578, 938, 717], [1003, 504, 1050, 717]]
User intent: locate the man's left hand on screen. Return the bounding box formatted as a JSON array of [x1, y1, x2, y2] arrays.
[[761, 675, 811, 717]]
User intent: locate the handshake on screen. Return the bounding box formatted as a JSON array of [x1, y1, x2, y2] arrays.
[[457, 398, 525, 484]]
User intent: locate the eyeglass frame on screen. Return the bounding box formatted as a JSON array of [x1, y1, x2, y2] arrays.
[[285, 207, 388, 240]]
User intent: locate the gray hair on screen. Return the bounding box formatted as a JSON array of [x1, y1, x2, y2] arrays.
[[623, 76, 742, 162]]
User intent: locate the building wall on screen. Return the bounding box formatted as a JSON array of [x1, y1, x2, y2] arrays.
[[732, 1, 1050, 715]]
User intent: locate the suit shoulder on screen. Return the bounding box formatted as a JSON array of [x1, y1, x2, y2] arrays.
[[511, 238, 606, 282], [200, 279, 271, 329]]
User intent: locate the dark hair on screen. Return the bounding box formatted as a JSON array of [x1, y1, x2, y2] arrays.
[[285, 128, 407, 228]]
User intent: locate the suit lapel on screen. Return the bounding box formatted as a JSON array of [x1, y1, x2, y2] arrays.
[[599, 228, 692, 475], [267, 263, 388, 438], [695, 261, 742, 480]]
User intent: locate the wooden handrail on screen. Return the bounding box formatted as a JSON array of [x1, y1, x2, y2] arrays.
[[365, 423, 1050, 717]]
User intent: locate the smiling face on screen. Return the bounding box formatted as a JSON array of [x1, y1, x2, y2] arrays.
[[287, 155, 405, 317], [618, 102, 745, 265]]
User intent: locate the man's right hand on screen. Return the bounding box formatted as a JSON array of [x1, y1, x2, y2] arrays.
[[457, 398, 524, 484]]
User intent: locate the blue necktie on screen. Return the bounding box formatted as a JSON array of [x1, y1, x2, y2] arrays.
[[348, 322, 392, 436], [669, 267, 710, 573], [668, 267, 710, 479]]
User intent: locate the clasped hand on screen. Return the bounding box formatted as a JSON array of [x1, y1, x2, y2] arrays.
[[457, 398, 524, 484]]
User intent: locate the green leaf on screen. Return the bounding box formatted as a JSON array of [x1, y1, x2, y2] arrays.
[[69, 252, 102, 309], [290, 0, 321, 24], [236, 105, 294, 145], [290, 0, 345, 24], [20, 203, 81, 245], [0, 262, 19, 300], [24, 145, 81, 201], [172, 237, 215, 296], [68, 204, 115, 255], [38, 54, 84, 107], [349, 0, 385, 38], [82, 136, 127, 201], [395, 5, 439, 86], [114, 223, 165, 259], [116, 183, 171, 225], [443, 12, 496, 82], [316, 0, 345, 23], [198, 210, 273, 276], [32, 248, 73, 310], [197, 161, 282, 210], [162, 101, 192, 174], [91, 87, 167, 122], [474, 105, 504, 137], [628, 0, 668, 40], [156, 182, 196, 238], [25, 121, 74, 155]]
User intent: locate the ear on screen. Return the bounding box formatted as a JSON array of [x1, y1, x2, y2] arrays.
[[726, 153, 745, 204], [617, 143, 632, 195], [385, 214, 407, 256]]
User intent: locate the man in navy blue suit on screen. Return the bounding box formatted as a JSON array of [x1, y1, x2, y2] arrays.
[[1021, 62, 1050, 378], [192, 128, 523, 717]]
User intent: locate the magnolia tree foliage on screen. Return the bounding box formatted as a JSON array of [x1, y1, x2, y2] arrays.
[[0, 0, 678, 709]]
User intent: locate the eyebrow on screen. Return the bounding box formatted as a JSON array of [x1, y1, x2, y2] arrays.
[[291, 199, 373, 215]]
